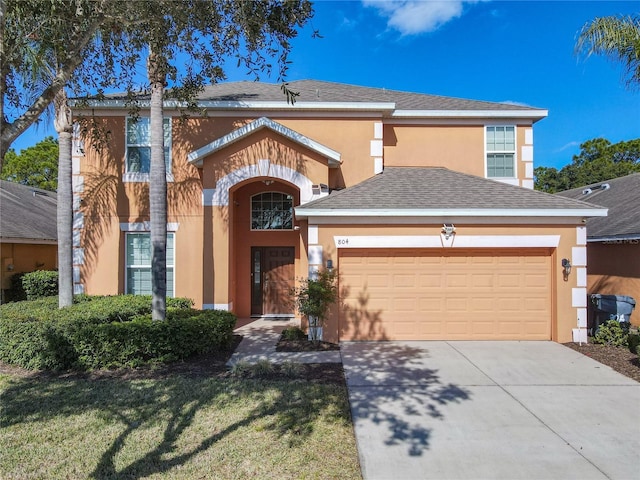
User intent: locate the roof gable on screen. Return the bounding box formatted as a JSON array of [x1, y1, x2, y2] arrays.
[[295, 167, 606, 219], [0, 180, 57, 242], [556, 173, 640, 239], [187, 116, 341, 167]]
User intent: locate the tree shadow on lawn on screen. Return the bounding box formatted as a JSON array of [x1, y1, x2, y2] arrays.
[[0, 372, 350, 479], [341, 342, 472, 457]]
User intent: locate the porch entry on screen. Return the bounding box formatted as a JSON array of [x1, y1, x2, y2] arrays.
[[251, 246, 295, 316]]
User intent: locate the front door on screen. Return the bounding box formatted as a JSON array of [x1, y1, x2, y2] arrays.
[[251, 246, 295, 316]]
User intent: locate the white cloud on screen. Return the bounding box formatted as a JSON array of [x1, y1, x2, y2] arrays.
[[500, 100, 535, 108], [554, 141, 581, 153], [363, 0, 484, 35]]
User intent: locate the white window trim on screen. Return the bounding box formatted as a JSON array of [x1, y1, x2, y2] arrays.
[[124, 117, 174, 182], [485, 125, 517, 180], [250, 191, 295, 231], [124, 232, 175, 297]]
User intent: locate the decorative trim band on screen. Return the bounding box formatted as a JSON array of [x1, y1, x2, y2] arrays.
[[333, 235, 561, 249]]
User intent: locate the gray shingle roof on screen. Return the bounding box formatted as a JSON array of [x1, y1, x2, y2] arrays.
[[296, 167, 604, 215], [195, 80, 543, 111], [99, 80, 545, 113], [556, 173, 640, 239], [0, 180, 57, 242]]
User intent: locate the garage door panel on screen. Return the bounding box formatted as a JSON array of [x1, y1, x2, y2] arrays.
[[471, 274, 494, 287], [340, 248, 551, 341], [365, 274, 390, 288], [447, 274, 469, 287], [419, 274, 443, 287], [393, 274, 416, 288], [525, 274, 548, 287]]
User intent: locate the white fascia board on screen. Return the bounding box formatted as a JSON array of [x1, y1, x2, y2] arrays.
[[391, 109, 548, 121], [71, 99, 396, 112], [188, 116, 341, 167], [294, 207, 608, 219], [0, 237, 57, 245], [588, 234, 640, 242]]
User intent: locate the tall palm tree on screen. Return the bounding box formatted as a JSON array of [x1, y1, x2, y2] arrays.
[[576, 14, 640, 89], [53, 87, 74, 308], [147, 47, 168, 321]]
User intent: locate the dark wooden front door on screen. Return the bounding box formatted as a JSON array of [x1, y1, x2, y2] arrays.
[[251, 247, 295, 316]]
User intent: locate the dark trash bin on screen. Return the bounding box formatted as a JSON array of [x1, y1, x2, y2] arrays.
[[590, 294, 636, 331]]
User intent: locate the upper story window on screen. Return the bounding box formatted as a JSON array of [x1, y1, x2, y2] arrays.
[[251, 192, 293, 230], [125, 117, 172, 179], [486, 126, 515, 178]]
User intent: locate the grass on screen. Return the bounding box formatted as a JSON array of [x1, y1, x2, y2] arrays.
[[0, 372, 361, 479]]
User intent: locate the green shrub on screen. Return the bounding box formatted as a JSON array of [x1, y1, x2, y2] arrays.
[[22, 270, 58, 300], [280, 360, 305, 377], [628, 333, 640, 355], [281, 326, 306, 341], [231, 360, 252, 378], [0, 295, 233, 370], [593, 320, 630, 347], [252, 359, 275, 377], [4, 273, 27, 302]]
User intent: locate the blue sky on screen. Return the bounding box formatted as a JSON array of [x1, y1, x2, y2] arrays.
[[13, 0, 640, 170]]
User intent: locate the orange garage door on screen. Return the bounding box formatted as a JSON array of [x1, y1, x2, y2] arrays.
[[339, 248, 552, 341]]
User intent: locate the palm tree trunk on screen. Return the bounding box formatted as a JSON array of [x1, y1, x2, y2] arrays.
[[54, 89, 73, 308], [147, 48, 167, 321]]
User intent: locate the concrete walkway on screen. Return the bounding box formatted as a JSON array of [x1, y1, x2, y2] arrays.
[[342, 341, 640, 480], [226, 317, 342, 366]]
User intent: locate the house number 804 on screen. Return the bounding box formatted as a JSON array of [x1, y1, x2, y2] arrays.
[[337, 238, 349, 246]]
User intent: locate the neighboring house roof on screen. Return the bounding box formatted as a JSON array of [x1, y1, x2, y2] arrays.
[[75, 80, 548, 120], [295, 167, 607, 219], [556, 173, 640, 241], [0, 180, 57, 243], [188, 116, 341, 167]]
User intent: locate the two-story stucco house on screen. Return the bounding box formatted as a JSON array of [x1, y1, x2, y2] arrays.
[[70, 80, 606, 343]]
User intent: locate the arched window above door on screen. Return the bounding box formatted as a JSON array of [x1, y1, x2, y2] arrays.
[[251, 192, 294, 230]]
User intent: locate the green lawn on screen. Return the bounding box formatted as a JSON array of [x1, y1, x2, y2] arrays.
[[0, 372, 361, 479]]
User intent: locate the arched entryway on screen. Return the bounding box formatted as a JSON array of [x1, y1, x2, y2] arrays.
[[230, 178, 302, 318]]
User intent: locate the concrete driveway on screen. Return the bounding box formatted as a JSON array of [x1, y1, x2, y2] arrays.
[[341, 341, 640, 480]]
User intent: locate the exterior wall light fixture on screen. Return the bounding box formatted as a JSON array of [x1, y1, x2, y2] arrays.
[[326, 259, 334, 272], [442, 224, 456, 240], [562, 258, 572, 280]]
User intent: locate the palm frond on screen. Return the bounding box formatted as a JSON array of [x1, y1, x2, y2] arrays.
[[575, 15, 640, 89]]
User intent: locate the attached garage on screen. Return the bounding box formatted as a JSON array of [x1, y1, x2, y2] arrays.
[[339, 248, 553, 341], [295, 167, 608, 344]]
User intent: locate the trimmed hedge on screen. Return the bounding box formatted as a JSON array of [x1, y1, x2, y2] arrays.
[[22, 270, 59, 300], [0, 295, 235, 370]]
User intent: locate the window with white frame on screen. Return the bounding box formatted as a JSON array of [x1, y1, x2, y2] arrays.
[[125, 117, 172, 175], [125, 233, 174, 296], [251, 192, 293, 230], [486, 126, 515, 178]]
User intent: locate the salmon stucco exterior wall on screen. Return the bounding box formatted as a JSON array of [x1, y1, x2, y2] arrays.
[[0, 243, 58, 290], [70, 80, 605, 343]]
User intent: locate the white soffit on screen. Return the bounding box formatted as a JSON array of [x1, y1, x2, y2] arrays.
[[187, 116, 341, 167]]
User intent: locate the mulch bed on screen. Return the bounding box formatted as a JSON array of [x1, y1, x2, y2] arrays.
[[275, 334, 340, 352], [564, 341, 640, 383]]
